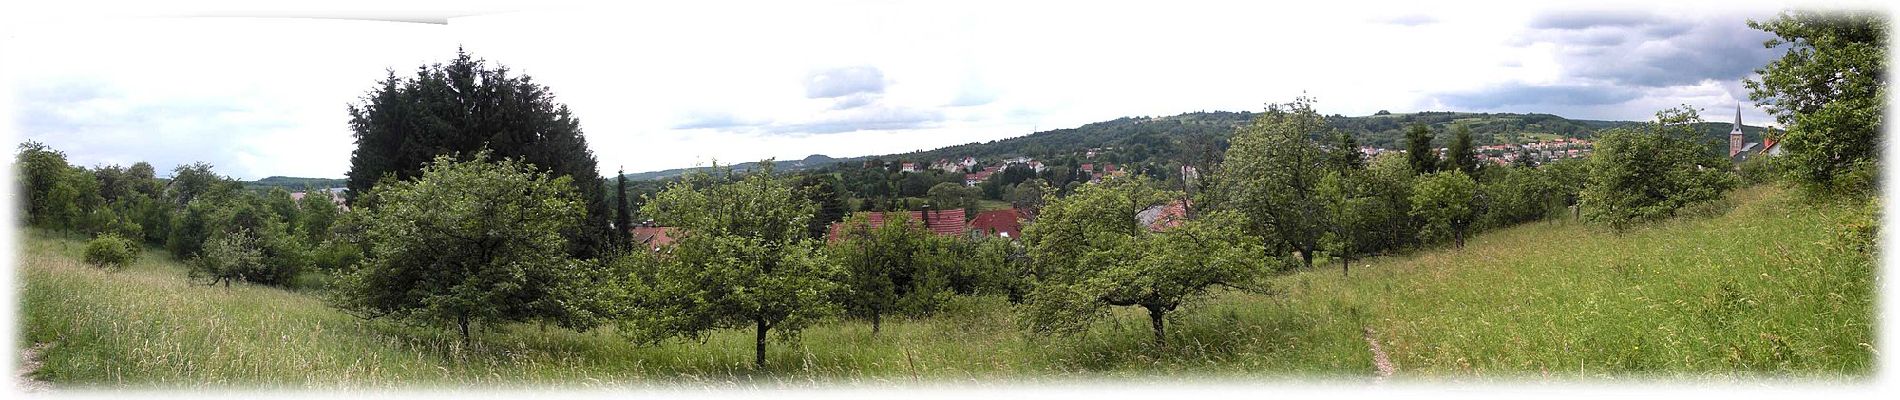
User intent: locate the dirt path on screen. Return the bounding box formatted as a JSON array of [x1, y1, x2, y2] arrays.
[[17, 342, 52, 393], [1363, 327, 1395, 381]]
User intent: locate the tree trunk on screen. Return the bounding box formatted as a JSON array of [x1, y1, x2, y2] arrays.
[[1300, 246, 1315, 269], [1453, 229, 1465, 249], [754, 318, 769, 370], [1146, 305, 1167, 347], [871, 312, 882, 335], [1342, 256, 1350, 277]]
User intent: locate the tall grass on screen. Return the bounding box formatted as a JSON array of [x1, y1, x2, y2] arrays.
[[16, 185, 1872, 387]]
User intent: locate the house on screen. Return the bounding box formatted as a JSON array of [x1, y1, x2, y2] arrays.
[[1137, 200, 1190, 232], [900, 162, 918, 173], [826, 210, 968, 242], [968, 208, 1026, 239], [964, 165, 1001, 187], [630, 226, 679, 252]]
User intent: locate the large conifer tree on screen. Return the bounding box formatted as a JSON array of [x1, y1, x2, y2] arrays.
[[345, 49, 614, 258]]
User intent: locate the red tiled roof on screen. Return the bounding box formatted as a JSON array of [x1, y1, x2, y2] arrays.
[[968, 208, 1025, 239], [630, 226, 678, 250], [1145, 200, 1190, 232]]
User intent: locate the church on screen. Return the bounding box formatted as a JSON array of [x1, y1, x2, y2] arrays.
[[1729, 104, 1781, 164]]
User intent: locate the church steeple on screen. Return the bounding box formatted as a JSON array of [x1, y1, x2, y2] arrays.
[[1729, 103, 1746, 157]]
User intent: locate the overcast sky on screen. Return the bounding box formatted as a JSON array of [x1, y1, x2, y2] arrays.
[[1, 1, 1858, 180]]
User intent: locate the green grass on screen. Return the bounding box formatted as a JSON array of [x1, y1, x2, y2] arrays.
[[16, 185, 1873, 387]]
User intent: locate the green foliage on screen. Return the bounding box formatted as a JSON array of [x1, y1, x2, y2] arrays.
[[1359, 153, 1419, 253], [628, 161, 839, 369], [1746, 10, 1887, 195], [1210, 96, 1332, 268], [82, 233, 141, 269], [345, 49, 615, 259], [1582, 107, 1739, 230], [297, 188, 341, 245], [1737, 154, 1779, 186], [1405, 124, 1439, 175], [1023, 175, 1263, 345], [831, 213, 927, 332], [330, 152, 612, 344], [1477, 165, 1564, 230], [926, 182, 980, 217], [1410, 170, 1479, 248], [1445, 124, 1478, 175], [186, 229, 268, 287]]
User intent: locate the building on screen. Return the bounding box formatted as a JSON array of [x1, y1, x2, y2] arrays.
[[1729, 103, 1771, 164], [629, 226, 678, 252], [968, 208, 1026, 239], [900, 162, 918, 173]]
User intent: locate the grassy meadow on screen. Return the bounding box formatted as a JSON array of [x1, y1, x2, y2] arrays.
[[15, 185, 1874, 388]]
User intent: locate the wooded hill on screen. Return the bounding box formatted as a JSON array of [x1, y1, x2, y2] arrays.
[[623, 110, 1779, 181]]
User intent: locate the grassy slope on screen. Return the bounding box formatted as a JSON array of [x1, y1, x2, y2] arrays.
[[16, 185, 1873, 388]]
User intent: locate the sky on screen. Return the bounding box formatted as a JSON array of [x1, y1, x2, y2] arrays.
[[1, 0, 1866, 180]]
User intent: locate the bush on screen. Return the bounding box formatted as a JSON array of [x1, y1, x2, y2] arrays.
[[187, 230, 269, 287], [82, 233, 140, 269]]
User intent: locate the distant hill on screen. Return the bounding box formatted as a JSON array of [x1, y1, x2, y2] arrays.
[[620, 154, 870, 181], [242, 176, 346, 191], [623, 110, 1778, 180]]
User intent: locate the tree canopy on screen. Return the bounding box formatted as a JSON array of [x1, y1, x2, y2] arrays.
[[1746, 10, 1887, 195], [627, 161, 838, 370], [345, 49, 614, 259], [330, 151, 614, 345]]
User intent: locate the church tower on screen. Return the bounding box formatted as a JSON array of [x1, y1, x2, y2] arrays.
[[1729, 103, 1745, 157]]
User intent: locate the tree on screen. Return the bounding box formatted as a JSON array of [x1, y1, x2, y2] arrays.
[[628, 161, 838, 370], [830, 213, 928, 333], [1210, 96, 1332, 268], [1410, 170, 1479, 248], [1331, 131, 1366, 172], [345, 49, 615, 259], [15, 141, 81, 228], [330, 151, 613, 345], [1316, 170, 1381, 276], [1405, 124, 1439, 175], [926, 182, 980, 217], [1746, 11, 1887, 195], [615, 166, 633, 249], [800, 173, 849, 241], [1360, 153, 1418, 254], [1445, 125, 1477, 176], [298, 188, 340, 245], [263, 187, 301, 234], [167, 162, 228, 207], [1582, 107, 1739, 230], [1022, 175, 1262, 346]]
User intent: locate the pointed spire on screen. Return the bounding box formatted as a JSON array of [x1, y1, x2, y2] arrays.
[[1734, 103, 1743, 130]]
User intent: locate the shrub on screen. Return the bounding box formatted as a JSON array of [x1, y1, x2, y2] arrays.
[[82, 233, 140, 269], [187, 230, 267, 287]]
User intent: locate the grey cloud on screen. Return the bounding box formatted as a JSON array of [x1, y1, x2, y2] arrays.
[[1515, 13, 1777, 87], [671, 106, 943, 135], [831, 93, 877, 110], [1528, 10, 1661, 30], [777, 106, 943, 134], [1435, 83, 1643, 109], [804, 66, 885, 99]]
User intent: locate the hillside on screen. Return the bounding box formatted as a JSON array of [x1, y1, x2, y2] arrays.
[[240, 176, 346, 191], [624, 110, 1779, 181], [18, 185, 1869, 387]]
